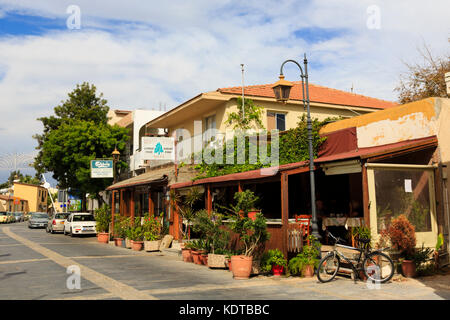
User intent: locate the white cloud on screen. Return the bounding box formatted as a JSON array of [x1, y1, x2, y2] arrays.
[[0, 0, 448, 170]]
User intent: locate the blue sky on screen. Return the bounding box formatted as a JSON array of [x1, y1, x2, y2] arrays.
[[0, 0, 449, 185]]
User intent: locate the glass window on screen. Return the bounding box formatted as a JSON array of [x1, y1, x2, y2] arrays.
[[204, 115, 216, 143], [374, 168, 432, 233], [72, 214, 95, 222], [276, 113, 286, 131]]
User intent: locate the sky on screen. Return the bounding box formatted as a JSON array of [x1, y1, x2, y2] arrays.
[[0, 0, 449, 185]]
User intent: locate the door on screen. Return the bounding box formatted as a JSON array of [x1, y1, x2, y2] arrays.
[[367, 164, 438, 248]]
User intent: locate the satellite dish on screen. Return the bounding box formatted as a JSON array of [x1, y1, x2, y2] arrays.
[[43, 182, 50, 189]]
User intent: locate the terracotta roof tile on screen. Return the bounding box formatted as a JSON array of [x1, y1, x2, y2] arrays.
[[218, 82, 397, 110]]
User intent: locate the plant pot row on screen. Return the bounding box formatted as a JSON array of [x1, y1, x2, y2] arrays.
[[106, 237, 161, 252]]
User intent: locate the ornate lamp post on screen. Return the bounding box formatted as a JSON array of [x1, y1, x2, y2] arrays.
[[111, 147, 120, 184], [272, 55, 321, 241]]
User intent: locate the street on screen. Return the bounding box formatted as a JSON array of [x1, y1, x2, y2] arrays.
[[1, 222, 450, 301]]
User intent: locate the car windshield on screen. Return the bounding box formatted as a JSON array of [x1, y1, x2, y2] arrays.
[[72, 215, 95, 222], [14, 213, 22, 216], [55, 214, 68, 219], [0, 212, 6, 216], [32, 213, 48, 219]]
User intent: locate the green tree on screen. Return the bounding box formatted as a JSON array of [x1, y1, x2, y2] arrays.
[[225, 97, 264, 130], [33, 82, 129, 209]]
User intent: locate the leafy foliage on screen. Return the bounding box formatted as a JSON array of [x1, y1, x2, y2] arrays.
[[225, 97, 265, 130], [260, 249, 287, 273], [288, 235, 320, 276], [169, 188, 202, 240], [379, 214, 416, 259], [33, 82, 129, 207], [192, 210, 230, 254], [142, 212, 163, 241], [94, 204, 111, 233]]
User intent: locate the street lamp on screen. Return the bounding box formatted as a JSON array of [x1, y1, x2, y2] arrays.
[[272, 55, 321, 241], [111, 147, 120, 184]]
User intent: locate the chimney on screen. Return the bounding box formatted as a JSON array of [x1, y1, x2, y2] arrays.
[[446, 72, 450, 97]]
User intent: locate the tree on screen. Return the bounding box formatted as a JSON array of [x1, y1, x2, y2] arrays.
[[395, 44, 450, 104], [33, 82, 129, 210]]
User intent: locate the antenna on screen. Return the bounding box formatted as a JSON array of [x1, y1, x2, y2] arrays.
[[241, 64, 245, 120], [351, 83, 354, 93]]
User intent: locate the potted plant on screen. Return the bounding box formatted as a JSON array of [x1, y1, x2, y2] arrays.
[[382, 214, 417, 277], [182, 241, 194, 262], [113, 215, 126, 247], [192, 210, 230, 268], [129, 217, 144, 251], [288, 235, 320, 277], [260, 249, 287, 276], [94, 204, 111, 243], [190, 239, 204, 265], [143, 212, 163, 252], [228, 190, 270, 279]]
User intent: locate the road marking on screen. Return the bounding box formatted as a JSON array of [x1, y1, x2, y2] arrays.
[[0, 258, 51, 265], [3, 227, 158, 300], [52, 292, 116, 300]]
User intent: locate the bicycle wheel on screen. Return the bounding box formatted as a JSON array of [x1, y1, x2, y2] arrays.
[[317, 252, 340, 283], [363, 252, 394, 283]]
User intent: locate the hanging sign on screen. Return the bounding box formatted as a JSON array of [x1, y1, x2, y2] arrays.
[[90, 159, 114, 178], [141, 137, 175, 161]]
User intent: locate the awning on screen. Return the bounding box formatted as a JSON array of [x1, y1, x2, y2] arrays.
[[106, 166, 171, 191], [169, 135, 438, 189]]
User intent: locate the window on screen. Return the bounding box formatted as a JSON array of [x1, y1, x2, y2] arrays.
[[267, 112, 286, 131], [204, 115, 216, 143]]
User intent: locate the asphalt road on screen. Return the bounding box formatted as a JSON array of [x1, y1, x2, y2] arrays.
[[1, 221, 450, 301]]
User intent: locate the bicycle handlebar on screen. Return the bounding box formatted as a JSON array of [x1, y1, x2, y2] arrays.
[[326, 230, 343, 244]]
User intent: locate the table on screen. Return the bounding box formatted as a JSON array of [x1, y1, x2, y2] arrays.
[[322, 217, 365, 246]]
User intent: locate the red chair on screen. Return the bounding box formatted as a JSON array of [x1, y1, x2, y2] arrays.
[[295, 215, 312, 245]]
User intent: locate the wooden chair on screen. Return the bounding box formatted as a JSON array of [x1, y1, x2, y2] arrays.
[[295, 215, 312, 245]]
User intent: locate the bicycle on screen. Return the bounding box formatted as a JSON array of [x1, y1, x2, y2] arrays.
[[317, 231, 395, 284]]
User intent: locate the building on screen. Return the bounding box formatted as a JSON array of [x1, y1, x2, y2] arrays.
[[13, 182, 48, 212], [143, 82, 397, 163], [0, 195, 28, 212]]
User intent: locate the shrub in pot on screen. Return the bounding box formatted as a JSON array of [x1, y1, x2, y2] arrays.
[[228, 191, 270, 280], [129, 217, 144, 251], [288, 236, 320, 277], [381, 214, 417, 277], [260, 249, 287, 276], [182, 241, 194, 262], [143, 212, 163, 252], [113, 215, 127, 247], [95, 204, 111, 243]]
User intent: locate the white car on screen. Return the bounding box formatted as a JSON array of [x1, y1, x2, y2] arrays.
[[63, 212, 97, 237]]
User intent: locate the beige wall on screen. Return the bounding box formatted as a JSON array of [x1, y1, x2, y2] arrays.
[[13, 183, 47, 212]]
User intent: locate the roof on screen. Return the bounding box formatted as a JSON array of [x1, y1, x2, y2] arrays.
[[116, 112, 133, 128], [169, 135, 437, 189], [218, 82, 397, 110], [106, 164, 198, 191]]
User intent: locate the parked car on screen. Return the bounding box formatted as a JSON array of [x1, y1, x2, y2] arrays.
[[6, 212, 15, 223], [47, 212, 69, 234], [23, 212, 31, 221], [13, 212, 24, 222], [28, 212, 49, 228], [63, 212, 97, 237], [0, 211, 9, 223]]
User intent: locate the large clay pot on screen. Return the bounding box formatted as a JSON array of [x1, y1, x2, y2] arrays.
[[302, 265, 315, 277], [131, 240, 143, 251], [272, 265, 284, 276], [114, 238, 123, 246], [401, 260, 417, 278], [231, 255, 253, 280], [182, 248, 193, 262], [97, 232, 109, 243], [192, 250, 202, 264]]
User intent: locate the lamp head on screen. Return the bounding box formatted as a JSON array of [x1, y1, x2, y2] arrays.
[[272, 74, 293, 103]]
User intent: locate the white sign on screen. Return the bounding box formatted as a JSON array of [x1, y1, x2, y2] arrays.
[[141, 137, 175, 161], [90, 160, 114, 178], [404, 179, 412, 193]]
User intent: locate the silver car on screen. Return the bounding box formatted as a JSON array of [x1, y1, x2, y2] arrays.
[[28, 212, 49, 228], [13, 212, 24, 222], [47, 212, 69, 233]]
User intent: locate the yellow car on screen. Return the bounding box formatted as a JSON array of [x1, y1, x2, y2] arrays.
[[0, 211, 9, 223]]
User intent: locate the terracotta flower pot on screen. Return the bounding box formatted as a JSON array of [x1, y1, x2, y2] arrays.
[[114, 238, 123, 246], [97, 232, 109, 244], [272, 265, 284, 276], [201, 254, 208, 266], [401, 260, 417, 278], [191, 250, 202, 264], [182, 248, 193, 262], [302, 265, 315, 277], [231, 255, 253, 280], [131, 240, 143, 251]]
